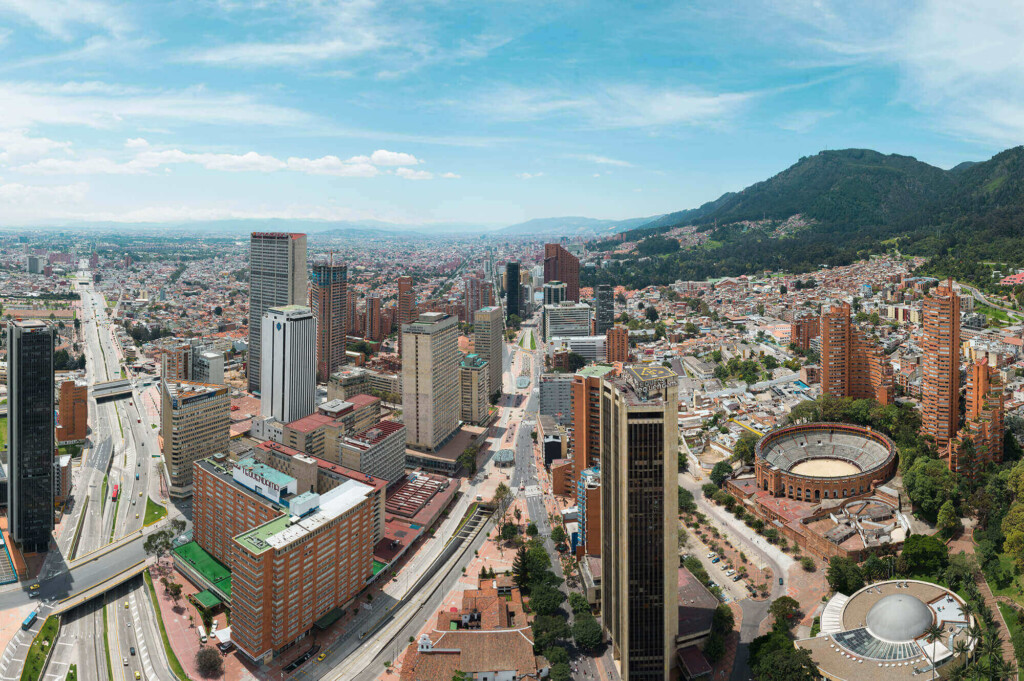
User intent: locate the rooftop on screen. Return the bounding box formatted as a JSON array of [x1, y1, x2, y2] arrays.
[[577, 363, 616, 379]]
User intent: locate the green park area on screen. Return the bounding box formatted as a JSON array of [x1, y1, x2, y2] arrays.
[[0, 416, 6, 451], [518, 329, 536, 350], [21, 615, 59, 681], [144, 497, 167, 526], [174, 541, 232, 598]]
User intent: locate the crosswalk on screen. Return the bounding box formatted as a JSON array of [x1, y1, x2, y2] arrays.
[[0, 625, 34, 681]]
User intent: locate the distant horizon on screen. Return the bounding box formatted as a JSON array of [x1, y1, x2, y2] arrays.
[[0, 2, 1017, 226]]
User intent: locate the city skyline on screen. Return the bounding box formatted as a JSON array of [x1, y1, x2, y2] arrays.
[[0, 2, 1020, 227]]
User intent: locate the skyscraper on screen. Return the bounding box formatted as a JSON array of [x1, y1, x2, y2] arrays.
[[310, 260, 347, 384], [474, 306, 504, 400], [162, 380, 230, 498], [544, 243, 580, 302], [248, 232, 308, 393], [952, 358, 1004, 475], [7, 320, 55, 552], [459, 354, 490, 426], [543, 281, 567, 306], [402, 312, 459, 451], [505, 261, 521, 323], [595, 284, 614, 335], [366, 295, 383, 342], [606, 325, 629, 363], [922, 280, 961, 450], [260, 305, 317, 424], [601, 366, 679, 679], [56, 379, 88, 444], [464, 273, 493, 319], [397, 276, 414, 355], [819, 302, 893, 405]]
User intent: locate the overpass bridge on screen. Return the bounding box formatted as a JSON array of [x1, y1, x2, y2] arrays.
[[92, 378, 133, 401]]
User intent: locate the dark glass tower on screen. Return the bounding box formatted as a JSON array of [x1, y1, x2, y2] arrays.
[[505, 261, 521, 322], [595, 284, 614, 335], [8, 320, 55, 553]]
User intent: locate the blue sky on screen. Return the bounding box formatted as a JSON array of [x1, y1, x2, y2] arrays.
[[0, 0, 1021, 227]]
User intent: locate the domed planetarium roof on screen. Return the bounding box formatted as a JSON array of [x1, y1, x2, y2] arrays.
[[865, 593, 933, 642]]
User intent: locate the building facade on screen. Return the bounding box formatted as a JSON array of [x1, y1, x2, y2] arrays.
[[606, 325, 629, 363], [819, 303, 893, 405], [543, 281, 567, 306], [595, 284, 614, 335], [7, 320, 55, 552], [162, 380, 230, 497], [310, 261, 347, 383], [402, 312, 460, 451], [950, 357, 1005, 475], [397, 276, 414, 355], [505, 261, 521, 322], [260, 305, 317, 425], [56, 379, 88, 444], [601, 366, 679, 680], [459, 353, 490, 426], [338, 420, 407, 484], [544, 243, 580, 302], [543, 301, 592, 341], [921, 281, 961, 450], [248, 232, 308, 393], [473, 306, 504, 400]]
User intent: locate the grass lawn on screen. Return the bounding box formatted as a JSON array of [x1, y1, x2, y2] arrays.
[[20, 615, 59, 681], [65, 664, 77, 681], [144, 498, 167, 526], [102, 606, 113, 681], [976, 302, 1012, 326], [100, 476, 108, 511], [0, 416, 6, 451], [997, 603, 1024, 681], [143, 570, 191, 680], [989, 553, 1024, 607], [109, 495, 120, 542]]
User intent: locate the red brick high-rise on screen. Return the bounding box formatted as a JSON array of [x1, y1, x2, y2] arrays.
[[366, 295, 383, 342], [790, 312, 820, 352], [819, 303, 893, 404], [463, 274, 493, 320], [544, 243, 580, 302], [56, 380, 88, 443], [922, 280, 961, 450], [950, 357, 1004, 475], [605, 325, 629, 363], [310, 261, 347, 383]]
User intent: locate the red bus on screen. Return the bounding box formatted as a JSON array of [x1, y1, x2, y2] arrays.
[[111, 484, 119, 502]]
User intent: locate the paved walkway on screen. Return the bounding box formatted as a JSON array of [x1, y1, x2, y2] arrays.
[[947, 529, 1016, 664]]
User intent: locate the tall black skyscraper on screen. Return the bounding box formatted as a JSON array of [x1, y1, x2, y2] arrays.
[[595, 284, 614, 335], [505, 261, 521, 322], [8, 320, 55, 553]]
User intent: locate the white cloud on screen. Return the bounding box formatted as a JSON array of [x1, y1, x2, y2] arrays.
[[570, 154, 633, 167], [440, 172, 460, 179], [0, 0, 130, 40], [0, 129, 73, 163], [182, 36, 385, 66], [284, 155, 379, 177], [776, 109, 837, 133], [124, 137, 149, 148], [516, 172, 543, 179], [0, 81, 313, 130], [0, 181, 88, 205], [367, 149, 421, 166], [395, 167, 433, 180]]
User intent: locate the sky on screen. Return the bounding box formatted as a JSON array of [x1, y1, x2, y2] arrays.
[[0, 0, 1022, 228]]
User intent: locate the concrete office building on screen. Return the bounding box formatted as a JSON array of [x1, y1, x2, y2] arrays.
[[191, 350, 224, 385], [819, 302, 894, 405], [338, 420, 407, 484], [7, 320, 55, 552], [539, 373, 575, 424], [543, 301, 592, 341], [473, 306, 504, 400], [248, 232, 308, 393], [402, 312, 460, 451], [606, 326, 629, 363], [464, 274, 494, 318], [543, 281, 567, 306], [26, 255, 43, 274], [548, 335, 607, 363], [505, 262, 521, 323], [311, 261, 347, 383], [162, 380, 230, 497], [594, 284, 614, 335], [160, 341, 192, 381], [544, 243, 580, 302], [192, 455, 377, 664], [922, 280, 961, 450], [397, 276, 414, 355], [260, 305, 317, 425], [601, 366, 679, 680], [459, 353, 490, 426], [56, 379, 88, 444]]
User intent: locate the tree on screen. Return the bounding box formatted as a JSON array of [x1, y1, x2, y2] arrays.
[[904, 457, 959, 522], [751, 645, 821, 681], [769, 596, 801, 627], [529, 584, 566, 616], [936, 500, 961, 539], [501, 523, 518, 542], [549, 662, 571, 681], [213, 306, 223, 316], [712, 604, 735, 634], [569, 592, 590, 614], [572, 614, 603, 652], [645, 306, 659, 322], [566, 352, 587, 372], [702, 482, 719, 498], [550, 525, 567, 544], [195, 647, 223, 678], [762, 355, 779, 372], [513, 506, 522, 525], [901, 534, 949, 576], [508, 314, 522, 329], [526, 522, 539, 537], [678, 487, 697, 513], [167, 581, 183, 606], [826, 556, 865, 595], [711, 461, 733, 487], [532, 614, 570, 651], [685, 321, 698, 335], [733, 432, 759, 466], [703, 634, 726, 663], [862, 555, 886, 581], [457, 446, 478, 476], [512, 545, 530, 590], [494, 482, 512, 526]]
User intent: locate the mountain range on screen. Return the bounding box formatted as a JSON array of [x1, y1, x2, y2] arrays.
[[585, 146, 1024, 289]]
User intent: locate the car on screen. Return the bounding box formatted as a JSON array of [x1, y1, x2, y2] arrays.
[[779, 577, 784, 586], [29, 583, 40, 591], [706, 552, 714, 558], [124, 601, 129, 609], [132, 499, 136, 505], [733, 575, 742, 582], [135, 672, 141, 680], [711, 557, 720, 564], [317, 653, 327, 662], [29, 591, 39, 598], [139, 492, 143, 497], [130, 647, 136, 656], [135, 513, 139, 519], [123, 657, 129, 666]]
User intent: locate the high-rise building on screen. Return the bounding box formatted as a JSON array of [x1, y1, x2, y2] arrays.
[[790, 311, 820, 352], [260, 305, 316, 425], [397, 276, 414, 355], [544, 243, 580, 302], [543, 281, 567, 306], [605, 325, 629, 363], [402, 312, 459, 451], [595, 284, 614, 335], [543, 301, 591, 341], [192, 350, 224, 385], [459, 353, 489, 426], [338, 420, 407, 484], [922, 281, 961, 450], [248, 232, 308, 393], [505, 262, 521, 323], [951, 358, 1004, 475], [310, 261, 347, 383], [160, 341, 192, 381], [366, 296, 383, 342], [601, 366, 679, 679], [7, 320, 55, 552], [346, 291, 359, 338], [26, 255, 42, 274], [463, 274, 493, 319], [56, 379, 88, 444], [819, 303, 893, 404], [162, 380, 230, 497], [473, 306, 504, 400], [193, 454, 377, 664]]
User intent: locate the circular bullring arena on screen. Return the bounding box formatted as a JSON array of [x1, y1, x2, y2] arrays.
[[755, 423, 897, 503]]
